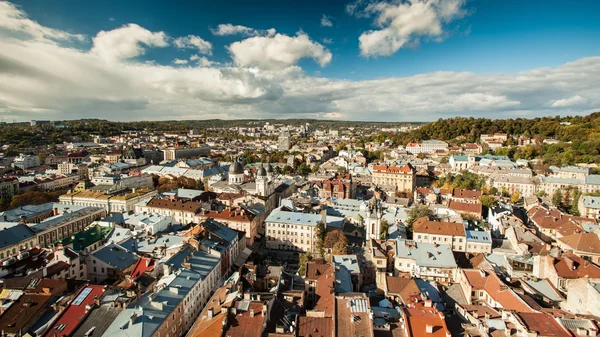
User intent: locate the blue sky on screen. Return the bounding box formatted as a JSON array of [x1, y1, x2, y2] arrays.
[[1, 0, 600, 121]]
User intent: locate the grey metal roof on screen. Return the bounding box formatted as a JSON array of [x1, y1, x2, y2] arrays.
[[266, 208, 344, 228], [92, 243, 138, 269], [465, 229, 492, 243], [0, 223, 36, 250], [522, 279, 563, 302], [581, 196, 600, 209], [395, 239, 457, 268]]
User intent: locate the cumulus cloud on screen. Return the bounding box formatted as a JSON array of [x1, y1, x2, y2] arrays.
[[1, 3, 599, 122], [190, 55, 220, 67], [551, 95, 588, 107], [173, 35, 212, 55], [210, 24, 275, 37], [322, 37, 333, 44], [0, 1, 85, 41], [228, 32, 333, 69], [321, 14, 333, 27], [172, 58, 188, 65], [352, 0, 467, 57], [91, 24, 168, 61]]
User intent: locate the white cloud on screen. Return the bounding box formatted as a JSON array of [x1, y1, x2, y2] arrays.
[[91, 24, 168, 61], [0, 2, 85, 41], [321, 14, 333, 27], [1, 3, 600, 122], [354, 0, 467, 57], [228, 32, 333, 70], [322, 37, 333, 44], [210, 24, 276, 37], [190, 55, 220, 67], [109, 17, 115, 21], [172, 58, 188, 65], [173, 35, 212, 55], [551, 95, 588, 107]]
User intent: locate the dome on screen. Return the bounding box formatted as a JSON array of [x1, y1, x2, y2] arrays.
[[257, 165, 267, 176], [265, 163, 273, 173], [229, 161, 244, 174]]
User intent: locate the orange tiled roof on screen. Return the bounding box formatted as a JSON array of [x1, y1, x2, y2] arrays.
[[462, 269, 534, 313], [448, 200, 483, 215], [413, 217, 466, 237], [552, 252, 600, 279], [558, 232, 600, 254], [372, 164, 415, 174], [517, 312, 572, 337]]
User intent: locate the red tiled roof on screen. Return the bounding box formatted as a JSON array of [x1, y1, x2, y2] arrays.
[[528, 206, 583, 235], [297, 316, 333, 337], [558, 232, 600, 254], [129, 257, 155, 279], [413, 217, 466, 237], [42, 285, 106, 337], [385, 276, 421, 303], [222, 302, 266, 337], [517, 312, 572, 337], [373, 164, 415, 174], [448, 201, 483, 215], [552, 252, 600, 279], [462, 269, 534, 313], [404, 304, 450, 337], [451, 189, 482, 199]]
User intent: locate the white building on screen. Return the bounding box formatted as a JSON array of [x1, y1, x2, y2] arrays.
[[13, 154, 40, 170], [264, 207, 344, 253]]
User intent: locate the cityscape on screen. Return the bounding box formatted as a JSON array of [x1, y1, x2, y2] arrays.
[[1, 1, 600, 337]]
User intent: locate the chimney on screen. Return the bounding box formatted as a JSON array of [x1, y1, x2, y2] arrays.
[[262, 304, 267, 315], [207, 308, 214, 319], [426, 324, 434, 334], [250, 309, 255, 317]]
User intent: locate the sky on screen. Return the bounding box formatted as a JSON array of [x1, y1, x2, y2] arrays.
[[0, 0, 599, 122]]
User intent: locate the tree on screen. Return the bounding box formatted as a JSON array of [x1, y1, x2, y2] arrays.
[[315, 221, 326, 259], [324, 230, 348, 253], [536, 190, 548, 198], [479, 195, 498, 208], [380, 219, 390, 239], [298, 252, 313, 276], [552, 189, 563, 208], [297, 164, 311, 177], [282, 165, 294, 175], [311, 164, 320, 174], [510, 192, 521, 204], [407, 205, 433, 230]]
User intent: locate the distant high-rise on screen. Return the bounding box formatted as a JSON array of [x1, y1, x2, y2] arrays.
[[278, 129, 291, 151]]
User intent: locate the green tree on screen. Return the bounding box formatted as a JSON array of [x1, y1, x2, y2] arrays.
[[298, 252, 313, 276], [406, 205, 433, 230], [552, 189, 563, 208], [315, 221, 326, 260], [380, 219, 390, 239], [311, 164, 320, 173], [297, 164, 311, 177], [479, 195, 498, 208]]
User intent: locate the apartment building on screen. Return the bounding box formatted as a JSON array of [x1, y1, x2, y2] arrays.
[[371, 163, 416, 192], [264, 207, 344, 253], [0, 223, 36, 260], [457, 269, 535, 312], [163, 144, 211, 161], [579, 196, 600, 220], [60, 188, 155, 213], [405, 140, 448, 154], [412, 217, 467, 252], [394, 239, 457, 283], [13, 154, 40, 170], [320, 173, 356, 199], [32, 206, 106, 248], [0, 177, 19, 199]]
